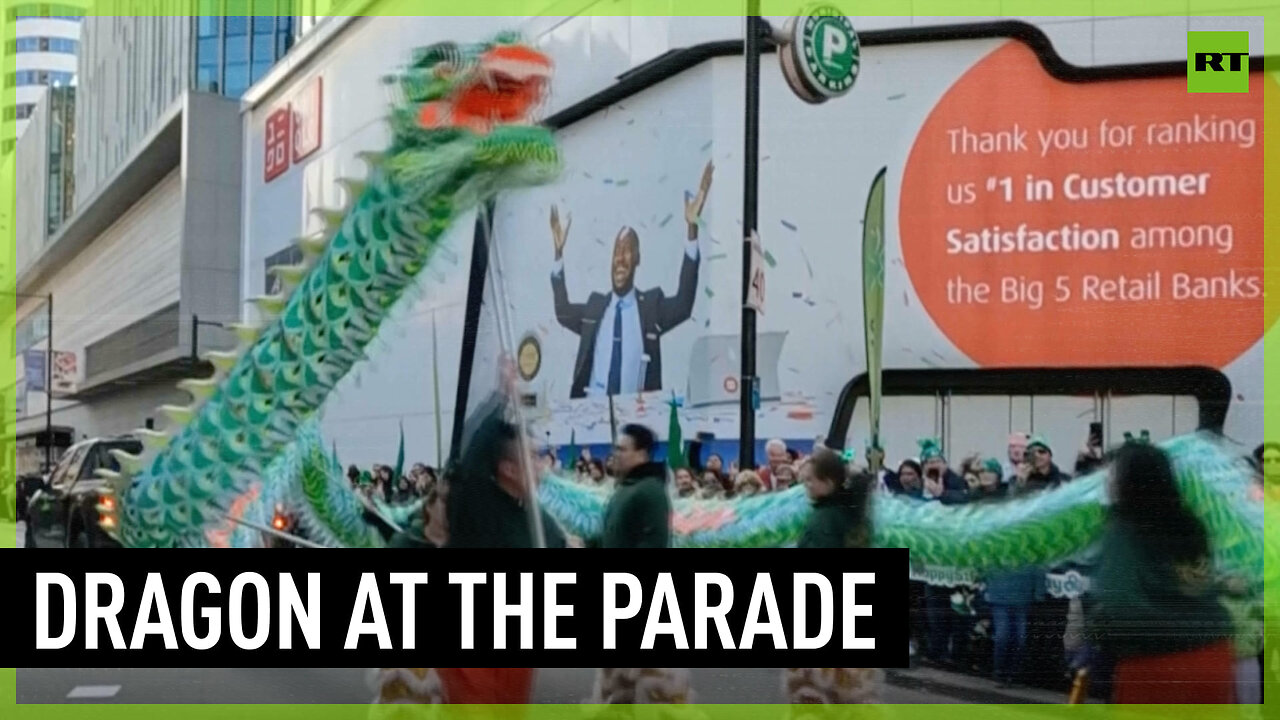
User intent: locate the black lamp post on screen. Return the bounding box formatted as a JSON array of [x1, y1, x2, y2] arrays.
[[739, 8, 767, 474], [191, 314, 225, 362]]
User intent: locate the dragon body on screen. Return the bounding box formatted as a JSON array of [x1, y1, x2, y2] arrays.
[[542, 431, 1264, 586]]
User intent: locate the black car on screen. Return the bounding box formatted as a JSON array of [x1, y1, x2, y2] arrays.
[[24, 436, 143, 548], [11, 472, 46, 521]]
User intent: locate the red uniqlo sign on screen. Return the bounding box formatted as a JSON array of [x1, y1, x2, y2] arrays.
[[264, 106, 292, 182], [292, 76, 323, 163], [263, 74, 323, 183]]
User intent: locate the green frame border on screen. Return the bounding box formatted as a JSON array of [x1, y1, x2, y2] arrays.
[[2, 0, 1277, 714]]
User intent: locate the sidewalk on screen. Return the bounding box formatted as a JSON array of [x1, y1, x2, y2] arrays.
[[885, 663, 1098, 704], [3, 520, 21, 548]]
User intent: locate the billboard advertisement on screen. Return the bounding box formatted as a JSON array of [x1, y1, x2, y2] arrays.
[[488, 37, 1270, 458]]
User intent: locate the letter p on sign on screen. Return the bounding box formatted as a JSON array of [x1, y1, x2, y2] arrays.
[[1187, 31, 1250, 93], [822, 25, 847, 64]]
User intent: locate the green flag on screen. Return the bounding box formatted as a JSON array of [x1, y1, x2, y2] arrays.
[[392, 420, 405, 482], [863, 167, 887, 473], [667, 393, 686, 470], [566, 429, 579, 468]]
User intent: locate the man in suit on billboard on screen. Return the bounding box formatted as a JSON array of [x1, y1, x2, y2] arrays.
[[550, 161, 713, 399]]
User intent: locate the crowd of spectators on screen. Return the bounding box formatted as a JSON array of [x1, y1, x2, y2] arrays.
[[345, 461, 440, 505]]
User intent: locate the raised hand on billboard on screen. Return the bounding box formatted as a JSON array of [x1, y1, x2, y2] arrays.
[[684, 161, 714, 234], [550, 204, 571, 259]]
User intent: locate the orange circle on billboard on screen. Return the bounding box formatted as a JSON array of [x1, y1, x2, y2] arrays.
[[899, 41, 1270, 369]]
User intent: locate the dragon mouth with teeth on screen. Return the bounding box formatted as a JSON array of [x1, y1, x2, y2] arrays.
[[421, 43, 553, 132]]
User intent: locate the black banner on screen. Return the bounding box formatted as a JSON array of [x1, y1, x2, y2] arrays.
[[12, 549, 909, 667]]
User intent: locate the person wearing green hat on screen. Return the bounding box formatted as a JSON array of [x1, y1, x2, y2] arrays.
[[971, 458, 1007, 500], [1015, 435, 1071, 494], [914, 438, 970, 668], [917, 438, 969, 505]]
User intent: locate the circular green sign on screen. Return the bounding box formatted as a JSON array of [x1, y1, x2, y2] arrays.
[[796, 9, 859, 98]]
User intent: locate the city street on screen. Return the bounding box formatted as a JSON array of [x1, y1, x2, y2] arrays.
[[16, 666, 1073, 704], [9, 519, 1075, 705]]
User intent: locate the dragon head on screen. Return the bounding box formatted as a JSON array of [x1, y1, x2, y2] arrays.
[[384, 33, 561, 195]]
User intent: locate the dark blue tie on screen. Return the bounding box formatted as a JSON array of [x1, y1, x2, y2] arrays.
[[607, 301, 623, 395]]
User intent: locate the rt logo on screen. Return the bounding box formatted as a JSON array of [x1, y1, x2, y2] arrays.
[[1187, 31, 1250, 93]]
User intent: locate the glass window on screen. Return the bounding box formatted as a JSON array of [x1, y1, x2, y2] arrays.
[[196, 15, 220, 38], [224, 62, 249, 98], [253, 9, 275, 35], [276, 28, 293, 58], [196, 65, 219, 93], [225, 15, 248, 37], [252, 32, 275, 80], [97, 440, 144, 475], [49, 444, 89, 489], [197, 36, 220, 67], [3, 107, 14, 121], [225, 32, 248, 64]]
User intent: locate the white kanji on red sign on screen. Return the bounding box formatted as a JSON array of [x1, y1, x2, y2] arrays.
[[292, 75, 323, 163], [264, 106, 292, 182]]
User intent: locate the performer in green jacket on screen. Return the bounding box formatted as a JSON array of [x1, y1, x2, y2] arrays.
[[601, 424, 670, 549], [797, 448, 873, 549]]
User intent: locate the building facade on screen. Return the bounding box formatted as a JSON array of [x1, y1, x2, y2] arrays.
[[1, 3, 84, 154], [74, 8, 295, 207], [237, 11, 1267, 471], [10, 10, 300, 464]]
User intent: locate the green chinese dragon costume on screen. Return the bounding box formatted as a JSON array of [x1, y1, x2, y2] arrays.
[[91, 31, 1264, 673], [95, 34, 562, 549]]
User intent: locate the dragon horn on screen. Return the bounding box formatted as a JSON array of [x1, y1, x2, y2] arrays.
[[311, 207, 346, 231], [110, 449, 145, 475], [135, 428, 172, 452], [250, 294, 287, 320], [336, 177, 367, 202], [203, 350, 240, 375], [297, 234, 329, 260], [226, 322, 261, 347]]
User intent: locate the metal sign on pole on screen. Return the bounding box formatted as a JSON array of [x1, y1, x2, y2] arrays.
[[741, 6, 858, 472], [776, 6, 861, 104], [745, 230, 766, 316]]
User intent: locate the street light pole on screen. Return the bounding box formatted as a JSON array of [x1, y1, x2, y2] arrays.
[[191, 314, 225, 362], [45, 294, 52, 471], [739, 8, 764, 474]]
